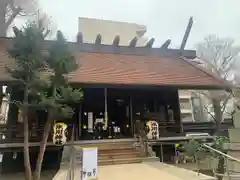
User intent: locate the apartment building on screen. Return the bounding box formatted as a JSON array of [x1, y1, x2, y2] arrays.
[[78, 17, 148, 46]]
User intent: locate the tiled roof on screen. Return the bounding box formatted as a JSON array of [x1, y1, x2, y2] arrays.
[[68, 52, 227, 88], [0, 38, 229, 89]]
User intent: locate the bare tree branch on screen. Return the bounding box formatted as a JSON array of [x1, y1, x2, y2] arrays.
[[203, 105, 216, 122], [6, 6, 21, 27], [196, 35, 239, 80], [221, 92, 233, 111], [194, 35, 240, 130], [36, 11, 56, 38], [0, 0, 55, 38]]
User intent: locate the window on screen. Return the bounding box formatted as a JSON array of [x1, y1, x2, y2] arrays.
[[179, 99, 193, 122], [180, 99, 192, 110], [191, 96, 204, 121]]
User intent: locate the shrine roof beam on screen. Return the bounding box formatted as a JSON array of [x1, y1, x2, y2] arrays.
[[180, 16, 193, 51], [71, 42, 196, 59]]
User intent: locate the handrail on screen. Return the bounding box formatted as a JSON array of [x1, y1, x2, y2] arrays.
[[139, 128, 157, 157], [203, 143, 240, 179], [138, 129, 148, 156], [134, 120, 152, 157], [203, 144, 240, 164]]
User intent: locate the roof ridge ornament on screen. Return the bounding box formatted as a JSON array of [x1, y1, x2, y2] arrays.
[[112, 35, 120, 46], [145, 38, 155, 48], [77, 32, 83, 43], [95, 34, 102, 44], [129, 36, 138, 47], [160, 39, 171, 49]]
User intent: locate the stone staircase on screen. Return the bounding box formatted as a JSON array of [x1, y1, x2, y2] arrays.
[[75, 141, 158, 166], [55, 140, 216, 180], [61, 139, 158, 167]]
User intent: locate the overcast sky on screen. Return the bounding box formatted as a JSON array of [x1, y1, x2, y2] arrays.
[[38, 0, 240, 49]]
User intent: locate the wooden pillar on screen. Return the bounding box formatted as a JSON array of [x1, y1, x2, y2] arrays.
[[176, 90, 183, 133], [0, 85, 2, 107], [104, 88, 108, 130], [129, 94, 134, 137], [78, 104, 82, 140]]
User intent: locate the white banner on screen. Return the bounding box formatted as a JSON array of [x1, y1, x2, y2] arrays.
[[88, 112, 93, 132], [0, 153, 3, 162], [81, 147, 98, 180]]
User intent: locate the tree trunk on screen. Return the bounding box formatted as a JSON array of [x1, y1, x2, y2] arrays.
[[23, 87, 32, 180], [34, 113, 53, 180], [34, 85, 57, 180], [212, 98, 222, 134], [0, 2, 7, 37], [23, 114, 32, 180], [34, 84, 59, 180]]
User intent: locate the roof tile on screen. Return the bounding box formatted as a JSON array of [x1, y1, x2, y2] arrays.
[[0, 38, 227, 88], [68, 52, 225, 87]]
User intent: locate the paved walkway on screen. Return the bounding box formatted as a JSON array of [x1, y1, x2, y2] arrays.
[[54, 162, 216, 180]]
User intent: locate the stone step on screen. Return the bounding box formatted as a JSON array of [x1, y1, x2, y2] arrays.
[[100, 150, 141, 156], [76, 153, 143, 161], [74, 141, 154, 166], [75, 150, 145, 165], [75, 149, 141, 158], [75, 142, 134, 148], [75, 157, 141, 165], [74, 156, 158, 166], [99, 157, 142, 166], [75, 144, 134, 151], [99, 148, 136, 153], [62, 139, 158, 167]]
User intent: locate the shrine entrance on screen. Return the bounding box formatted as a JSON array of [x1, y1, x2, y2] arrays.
[[76, 87, 181, 140], [78, 88, 133, 140], [107, 89, 132, 138]]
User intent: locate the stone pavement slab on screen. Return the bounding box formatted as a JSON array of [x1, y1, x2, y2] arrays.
[[146, 162, 216, 180], [54, 162, 216, 180]]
